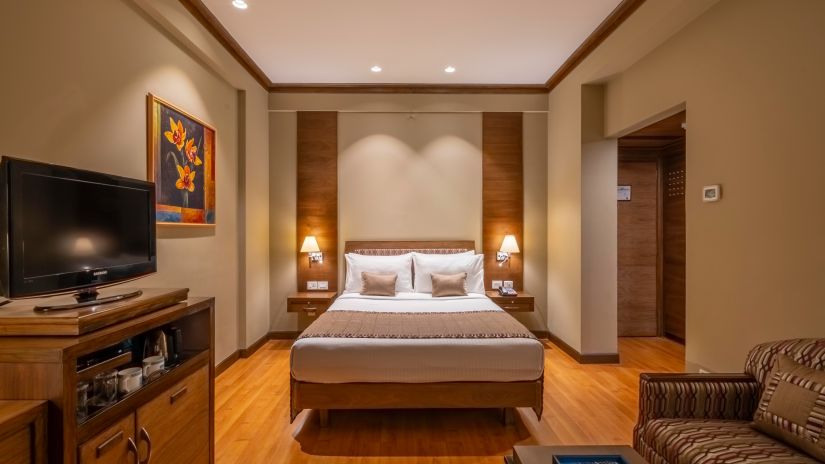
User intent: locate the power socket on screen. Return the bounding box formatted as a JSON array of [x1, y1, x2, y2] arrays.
[[503, 281, 514, 289], [317, 281, 329, 290], [306, 281, 318, 290], [492, 280, 503, 289]]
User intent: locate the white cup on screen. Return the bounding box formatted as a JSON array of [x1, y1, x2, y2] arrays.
[[142, 355, 165, 379], [118, 367, 143, 394]]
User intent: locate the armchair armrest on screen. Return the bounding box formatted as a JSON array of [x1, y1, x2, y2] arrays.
[[636, 373, 760, 425]]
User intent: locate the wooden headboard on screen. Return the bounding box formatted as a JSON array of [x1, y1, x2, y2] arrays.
[[344, 240, 475, 255]]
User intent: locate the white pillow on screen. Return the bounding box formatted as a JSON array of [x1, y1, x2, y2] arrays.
[[413, 252, 485, 294], [344, 253, 414, 293]]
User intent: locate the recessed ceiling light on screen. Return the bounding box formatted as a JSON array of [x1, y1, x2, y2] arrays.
[[370, 65, 382, 73], [444, 65, 456, 74], [232, 0, 248, 9]]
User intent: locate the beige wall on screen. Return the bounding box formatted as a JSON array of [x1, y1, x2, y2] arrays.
[[547, 0, 825, 369], [520, 113, 549, 331], [269, 94, 548, 331], [546, 0, 718, 355], [136, 0, 272, 352], [338, 112, 483, 264], [602, 0, 825, 371], [0, 0, 270, 363], [269, 112, 298, 332]]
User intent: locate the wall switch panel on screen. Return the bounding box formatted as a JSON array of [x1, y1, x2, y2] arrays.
[[503, 281, 514, 289], [317, 281, 329, 290], [492, 280, 503, 289], [307, 281, 318, 290]]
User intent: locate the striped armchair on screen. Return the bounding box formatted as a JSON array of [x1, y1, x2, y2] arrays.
[[633, 338, 825, 464]]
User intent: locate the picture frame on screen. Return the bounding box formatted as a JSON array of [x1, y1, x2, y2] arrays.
[[702, 184, 721, 202], [147, 94, 216, 226]]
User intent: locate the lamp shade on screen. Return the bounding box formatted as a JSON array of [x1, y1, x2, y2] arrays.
[[300, 236, 321, 253], [499, 234, 520, 253]]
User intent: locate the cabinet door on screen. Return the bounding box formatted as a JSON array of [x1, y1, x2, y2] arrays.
[[78, 414, 137, 464], [0, 428, 31, 464], [136, 366, 209, 464]]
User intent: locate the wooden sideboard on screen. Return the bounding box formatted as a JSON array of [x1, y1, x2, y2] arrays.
[[0, 400, 47, 464], [0, 289, 214, 464]]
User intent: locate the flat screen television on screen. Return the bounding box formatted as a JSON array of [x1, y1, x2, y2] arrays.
[[0, 157, 156, 309]]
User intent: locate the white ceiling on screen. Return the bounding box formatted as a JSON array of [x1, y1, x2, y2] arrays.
[[202, 0, 622, 85]]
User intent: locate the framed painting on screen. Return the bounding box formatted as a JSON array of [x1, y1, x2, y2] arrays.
[[147, 93, 216, 226]]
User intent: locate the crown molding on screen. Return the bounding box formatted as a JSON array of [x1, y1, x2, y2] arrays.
[[545, 0, 646, 92], [179, 0, 645, 95], [178, 0, 271, 89], [269, 83, 549, 94]]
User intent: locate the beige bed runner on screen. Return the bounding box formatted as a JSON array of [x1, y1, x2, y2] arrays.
[[297, 310, 536, 340]]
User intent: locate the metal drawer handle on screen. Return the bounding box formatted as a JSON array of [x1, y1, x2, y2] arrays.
[[139, 427, 152, 464], [96, 431, 123, 457], [170, 386, 188, 404], [503, 306, 521, 310], [127, 437, 139, 464], [304, 306, 318, 311]]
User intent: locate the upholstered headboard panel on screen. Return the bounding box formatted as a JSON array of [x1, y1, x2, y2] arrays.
[[344, 240, 475, 256]]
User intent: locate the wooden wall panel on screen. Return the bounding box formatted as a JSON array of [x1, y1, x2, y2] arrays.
[[617, 160, 658, 336], [296, 112, 338, 292], [662, 139, 686, 341], [482, 113, 524, 290]]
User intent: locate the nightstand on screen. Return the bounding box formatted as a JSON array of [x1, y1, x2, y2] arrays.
[[287, 291, 336, 317], [486, 291, 534, 312]]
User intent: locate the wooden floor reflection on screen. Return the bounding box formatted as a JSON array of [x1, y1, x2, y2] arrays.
[[215, 338, 684, 463]]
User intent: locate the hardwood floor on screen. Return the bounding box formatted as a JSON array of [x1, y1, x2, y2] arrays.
[[215, 337, 684, 463]]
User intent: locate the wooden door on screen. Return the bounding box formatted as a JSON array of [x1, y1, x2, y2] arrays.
[[662, 140, 686, 341], [136, 366, 209, 464], [617, 160, 659, 336], [78, 414, 136, 464]]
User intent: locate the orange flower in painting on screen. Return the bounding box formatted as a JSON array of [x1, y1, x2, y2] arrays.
[[184, 139, 202, 166], [175, 164, 196, 192], [164, 117, 186, 151]]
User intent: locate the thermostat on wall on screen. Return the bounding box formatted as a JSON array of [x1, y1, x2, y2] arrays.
[[702, 184, 721, 202]]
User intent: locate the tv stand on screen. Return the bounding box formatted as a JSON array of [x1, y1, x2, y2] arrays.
[[34, 288, 143, 312]]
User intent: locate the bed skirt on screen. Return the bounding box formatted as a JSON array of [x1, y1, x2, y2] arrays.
[[289, 374, 544, 423]]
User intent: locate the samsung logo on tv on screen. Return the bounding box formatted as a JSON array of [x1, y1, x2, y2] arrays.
[[93, 270, 108, 277]]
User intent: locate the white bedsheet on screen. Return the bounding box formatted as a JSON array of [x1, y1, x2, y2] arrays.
[[290, 293, 544, 383]]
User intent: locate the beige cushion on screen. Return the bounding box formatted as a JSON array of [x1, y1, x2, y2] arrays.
[[430, 272, 467, 297], [753, 354, 825, 461], [360, 272, 397, 296]]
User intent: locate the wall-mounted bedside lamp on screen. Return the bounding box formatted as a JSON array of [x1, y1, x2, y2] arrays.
[[497, 234, 520, 266], [300, 236, 323, 267]]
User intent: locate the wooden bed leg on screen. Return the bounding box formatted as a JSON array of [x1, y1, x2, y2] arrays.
[[319, 409, 329, 427], [502, 408, 516, 426]]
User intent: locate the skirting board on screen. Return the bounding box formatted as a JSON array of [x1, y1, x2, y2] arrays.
[[547, 331, 620, 364], [215, 350, 240, 377]]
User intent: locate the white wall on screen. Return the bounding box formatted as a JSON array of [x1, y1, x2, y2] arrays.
[[1, 0, 271, 363]]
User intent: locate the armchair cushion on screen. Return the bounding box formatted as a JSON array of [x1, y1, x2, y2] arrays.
[[637, 419, 820, 464], [753, 354, 825, 461]]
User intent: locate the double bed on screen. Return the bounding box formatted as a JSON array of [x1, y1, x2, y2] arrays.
[[289, 241, 544, 424]]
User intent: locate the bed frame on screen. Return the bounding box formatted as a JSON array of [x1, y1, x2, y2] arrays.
[[290, 240, 544, 425]]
